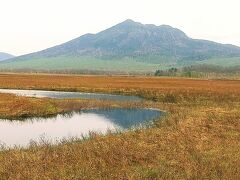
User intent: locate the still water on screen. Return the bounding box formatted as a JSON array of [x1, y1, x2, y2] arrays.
[[0, 108, 163, 147], [0, 89, 142, 101]]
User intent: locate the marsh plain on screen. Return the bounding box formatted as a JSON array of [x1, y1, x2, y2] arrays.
[[0, 74, 239, 179]]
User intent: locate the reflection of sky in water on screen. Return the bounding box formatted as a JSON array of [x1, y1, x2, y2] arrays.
[[82, 109, 162, 128], [0, 109, 163, 147], [0, 89, 142, 101]]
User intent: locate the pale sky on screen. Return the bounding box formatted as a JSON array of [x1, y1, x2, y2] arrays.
[[0, 0, 239, 56]]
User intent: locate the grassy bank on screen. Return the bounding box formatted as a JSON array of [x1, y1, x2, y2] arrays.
[[0, 74, 239, 179], [0, 93, 148, 120]]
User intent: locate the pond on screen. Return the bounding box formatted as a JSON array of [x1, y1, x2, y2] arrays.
[[0, 89, 142, 101], [0, 108, 164, 147]]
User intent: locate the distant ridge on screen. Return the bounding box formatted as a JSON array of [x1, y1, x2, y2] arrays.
[[1, 19, 240, 71], [0, 52, 14, 61]]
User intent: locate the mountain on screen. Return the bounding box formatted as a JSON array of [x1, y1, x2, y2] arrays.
[[1, 19, 240, 72], [0, 52, 14, 61]]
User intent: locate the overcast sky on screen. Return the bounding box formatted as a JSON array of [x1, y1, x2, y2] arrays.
[[0, 0, 239, 56]]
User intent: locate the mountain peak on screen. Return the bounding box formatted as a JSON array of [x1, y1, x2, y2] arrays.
[[115, 19, 142, 28], [6, 20, 240, 66], [122, 19, 136, 23]]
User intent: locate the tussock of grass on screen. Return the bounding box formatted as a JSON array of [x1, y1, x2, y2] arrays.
[[0, 94, 60, 119], [0, 93, 149, 120]]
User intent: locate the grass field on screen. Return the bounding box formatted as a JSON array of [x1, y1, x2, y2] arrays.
[[196, 57, 240, 67], [0, 74, 239, 179], [0, 57, 165, 72], [1, 56, 239, 73]]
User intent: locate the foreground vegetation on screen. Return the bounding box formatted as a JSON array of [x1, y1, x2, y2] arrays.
[[0, 74, 239, 179]]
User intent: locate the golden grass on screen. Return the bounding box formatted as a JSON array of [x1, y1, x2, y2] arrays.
[[0, 74, 239, 179], [0, 93, 60, 119], [0, 93, 151, 120]]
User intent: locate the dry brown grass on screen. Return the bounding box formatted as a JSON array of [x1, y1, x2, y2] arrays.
[[0, 74, 239, 179], [0, 93, 60, 119], [0, 74, 240, 93], [0, 93, 151, 120]]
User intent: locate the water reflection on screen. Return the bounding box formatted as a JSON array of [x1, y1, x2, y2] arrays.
[[0, 108, 163, 147], [0, 89, 142, 101]]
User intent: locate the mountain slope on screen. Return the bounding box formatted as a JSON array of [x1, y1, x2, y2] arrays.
[[1, 19, 240, 71], [0, 52, 14, 61]]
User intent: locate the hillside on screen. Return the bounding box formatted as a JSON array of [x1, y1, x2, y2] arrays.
[[1, 19, 240, 72], [0, 52, 14, 61]]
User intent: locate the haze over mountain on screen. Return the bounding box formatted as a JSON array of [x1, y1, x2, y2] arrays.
[[1, 19, 240, 71], [0, 52, 14, 61]]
